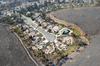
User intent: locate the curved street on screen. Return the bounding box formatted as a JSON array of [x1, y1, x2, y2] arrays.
[[22, 15, 56, 41]]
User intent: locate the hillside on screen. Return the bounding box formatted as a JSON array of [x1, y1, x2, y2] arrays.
[[53, 7, 100, 37]]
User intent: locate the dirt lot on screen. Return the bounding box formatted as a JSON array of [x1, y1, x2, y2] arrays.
[[52, 7, 100, 37]]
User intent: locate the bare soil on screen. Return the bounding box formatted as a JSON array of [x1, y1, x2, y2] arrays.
[[51, 7, 100, 37], [46, 12, 86, 36]]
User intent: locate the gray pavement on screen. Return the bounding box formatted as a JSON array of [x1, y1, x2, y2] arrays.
[[63, 34, 100, 66], [0, 23, 37, 66], [22, 15, 56, 41]]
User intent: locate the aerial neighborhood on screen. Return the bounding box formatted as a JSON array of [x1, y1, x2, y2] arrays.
[[0, 0, 94, 65], [15, 14, 73, 55]]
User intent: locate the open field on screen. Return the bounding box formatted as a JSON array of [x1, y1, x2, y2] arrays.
[[0, 23, 38, 66], [51, 7, 100, 66], [53, 7, 100, 37]]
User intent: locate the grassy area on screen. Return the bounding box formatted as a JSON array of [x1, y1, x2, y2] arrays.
[[47, 53, 58, 59], [68, 28, 79, 37], [37, 33, 43, 37], [34, 22, 38, 25], [11, 23, 19, 26], [57, 34, 68, 38], [33, 50, 43, 57], [53, 32, 58, 35], [63, 44, 78, 56], [22, 38, 29, 42], [59, 24, 66, 29], [34, 30, 38, 33], [17, 28, 22, 32]]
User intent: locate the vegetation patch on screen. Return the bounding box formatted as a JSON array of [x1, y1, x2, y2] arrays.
[[68, 28, 79, 37], [37, 33, 43, 37], [53, 31, 58, 35], [17, 28, 22, 32], [57, 34, 68, 38]]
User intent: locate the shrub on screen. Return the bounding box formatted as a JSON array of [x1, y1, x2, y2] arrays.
[[33, 50, 43, 57], [17, 28, 22, 32], [53, 31, 58, 35], [48, 29, 51, 32], [68, 28, 79, 37]]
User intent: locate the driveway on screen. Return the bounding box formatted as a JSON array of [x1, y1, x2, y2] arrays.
[[0, 23, 37, 66], [63, 34, 100, 66], [22, 15, 56, 41]]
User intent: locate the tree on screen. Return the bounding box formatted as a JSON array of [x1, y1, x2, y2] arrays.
[[41, 12, 46, 19], [44, 1, 48, 6], [58, 0, 61, 4], [19, 13, 21, 19], [48, 0, 51, 4], [48, 29, 51, 32], [0, 12, 1, 15], [79, 2, 83, 7], [34, 3, 38, 9]]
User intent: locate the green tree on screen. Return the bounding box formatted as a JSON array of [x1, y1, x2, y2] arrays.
[[48, 29, 51, 32], [41, 12, 46, 19], [44, 1, 48, 6], [0, 12, 1, 15], [34, 3, 38, 9]]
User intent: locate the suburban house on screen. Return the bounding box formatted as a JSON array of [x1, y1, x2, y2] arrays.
[[26, 11, 30, 15], [16, 24, 22, 28], [43, 44, 55, 54], [22, 24, 29, 30], [47, 25, 52, 30], [23, 29, 29, 35], [58, 27, 70, 35], [62, 36, 73, 45], [35, 16, 42, 22], [32, 42, 46, 50], [41, 22, 48, 27], [39, 19, 44, 24], [29, 28, 34, 32], [52, 26, 60, 32], [28, 32, 35, 38], [55, 42, 67, 51]]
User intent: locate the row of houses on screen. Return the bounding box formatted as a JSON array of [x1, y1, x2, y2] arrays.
[[39, 0, 94, 3], [0, 10, 14, 16], [32, 36, 73, 54], [14, 2, 36, 11], [15, 12, 74, 54], [16, 23, 73, 54], [35, 16, 73, 35]]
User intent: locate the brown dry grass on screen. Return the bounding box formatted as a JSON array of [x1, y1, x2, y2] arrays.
[[46, 12, 86, 36]]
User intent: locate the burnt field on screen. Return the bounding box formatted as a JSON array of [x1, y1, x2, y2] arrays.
[[0, 23, 37, 66], [53, 7, 100, 36]]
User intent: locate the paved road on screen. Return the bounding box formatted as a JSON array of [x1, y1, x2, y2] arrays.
[[63, 34, 100, 66], [0, 23, 37, 66], [22, 15, 56, 41]]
